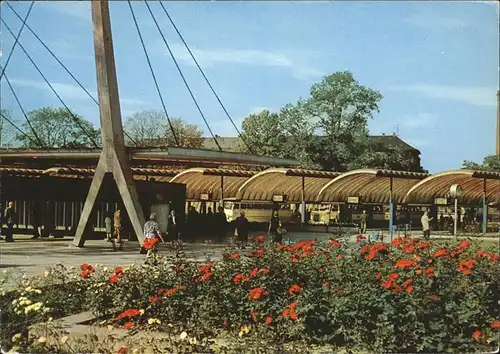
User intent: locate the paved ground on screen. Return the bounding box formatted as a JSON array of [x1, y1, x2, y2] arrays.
[[1, 230, 498, 279]]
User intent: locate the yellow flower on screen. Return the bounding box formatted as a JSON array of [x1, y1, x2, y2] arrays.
[[179, 331, 188, 340], [241, 325, 250, 334], [48, 317, 53, 322], [38, 336, 47, 344], [60, 335, 69, 344], [139, 309, 145, 315], [238, 330, 244, 338], [12, 333, 22, 342], [148, 318, 161, 325], [189, 337, 198, 345], [44, 270, 50, 277], [34, 289, 42, 294], [107, 325, 114, 330]]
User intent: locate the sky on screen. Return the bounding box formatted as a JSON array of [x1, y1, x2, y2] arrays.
[[0, 0, 498, 173]]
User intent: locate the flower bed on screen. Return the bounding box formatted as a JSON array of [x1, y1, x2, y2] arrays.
[[2, 236, 500, 353]]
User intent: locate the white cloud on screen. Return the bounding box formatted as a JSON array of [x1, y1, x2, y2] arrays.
[[248, 106, 271, 115], [8, 78, 149, 108], [403, 14, 467, 31], [390, 84, 497, 107], [164, 42, 325, 81], [46, 1, 91, 22], [401, 113, 438, 129]]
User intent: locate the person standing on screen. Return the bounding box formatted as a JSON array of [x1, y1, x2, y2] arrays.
[[30, 204, 42, 240], [268, 210, 282, 244], [113, 209, 123, 250], [215, 206, 227, 243], [143, 213, 164, 264], [234, 211, 249, 249], [4, 202, 16, 242], [360, 210, 367, 233], [421, 211, 433, 240], [167, 209, 179, 245]]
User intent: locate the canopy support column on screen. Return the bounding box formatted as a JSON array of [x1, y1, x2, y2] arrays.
[[389, 177, 394, 239], [301, 175, 306, 224], [220, 174, 224, 207], [482, 177, 487, 234]]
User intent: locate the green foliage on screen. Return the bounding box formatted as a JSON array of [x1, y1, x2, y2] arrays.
[[15, 107, 100, 148], [241, 71, 423, 171], [0, 108, 19, 148], [463, 154, 500, 171], [123, 110, 204, 148], [2, 239, 499, 353]]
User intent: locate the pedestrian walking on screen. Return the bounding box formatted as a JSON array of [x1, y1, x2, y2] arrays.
[[360, 210, 367, 233], [421, 211, 433, 240], [3, 202, 16, 242], [143, 213, 164, 264], [113, 209, 124, 250], [268, 210, 283, 244], [234, 211, 249, 249]]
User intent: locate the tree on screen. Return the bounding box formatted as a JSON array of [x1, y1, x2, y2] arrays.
[[305, 71, 383, 171], [0, 109, 18, 148], [463, 154, 500, 171], [15, 107, 100, 148], [123, 110, 204, 148], [240, 110, 288, 157]]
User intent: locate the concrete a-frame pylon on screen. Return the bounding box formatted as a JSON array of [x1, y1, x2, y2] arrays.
[[72, 0, 145, 247]]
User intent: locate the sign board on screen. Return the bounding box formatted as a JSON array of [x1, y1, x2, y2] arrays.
[[272, 195, 285, 203], [347, 196, 359, 204], [434, 198, 448, 205], [200, 193, 210, 201]]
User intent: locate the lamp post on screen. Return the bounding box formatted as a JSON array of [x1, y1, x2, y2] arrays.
[[449, 184, 462, 237]]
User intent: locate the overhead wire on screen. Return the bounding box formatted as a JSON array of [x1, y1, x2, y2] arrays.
[[145, 1, 222, 152], [126, 0, 180, 147], [1, 18, 99, 148], [158, 1, 253, 154], [5, 2, 140, 148], [2, 70, 45, 147], [0, 112, 40, 147], [0, 1, 34, 81]]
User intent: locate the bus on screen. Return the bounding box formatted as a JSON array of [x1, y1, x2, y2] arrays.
[[223, 199, 293, 224]]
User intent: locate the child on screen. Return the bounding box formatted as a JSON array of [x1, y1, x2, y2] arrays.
[[143, 213, 164, 264]]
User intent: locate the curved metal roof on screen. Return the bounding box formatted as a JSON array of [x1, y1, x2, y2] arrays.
[[169, 168, 257, 201], [236, 168, 341, 202], [404, 169, 500, 205], [316, 169, 428, 204]]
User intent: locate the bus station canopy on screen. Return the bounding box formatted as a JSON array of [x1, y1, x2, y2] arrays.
[[235, 168, 341, 202], [169, 168, 257, 201], [404, 169, 500, 205], [316, 169, 429, 204]]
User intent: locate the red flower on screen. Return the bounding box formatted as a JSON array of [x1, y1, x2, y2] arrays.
[[356, 234, 367, 243], [376, 272, 383, 280], [118, 347, 127, 354], [337, 255, 344, 260], [433, 248, 448, 258], [415, 269, 423, 275], [388, 273, 399, 281], [230, 253, 240, 260], [282, 302, 298, 320], [198, 263, 214, 274], [472, 330, 481, 339], [255, 248, 264, 257], [233, 273, 249, 284], [405, 285, 414, 293], [114, 266, 123, 274], [392, 237, 405, 247], [491, 321, 500, 329], [323, 282, 329, 287], [458, 240, 471, 249], [401, 243, 416, 254], [288, 284, 302, 295], [149, 296, 159, 303], [250, 267, 259, 278], [116, 309, 142, 321], [123, 321, 133, 329], [201, 272, 213, 281], [81, 263, 93, 271], [417, 242, 430, 249], [79, 263, 95, 278], [257, 235, 265, 243], [265, 316, 273, 325], [248, 287, 269, 301], [291, 257, 299, 263], [425, 267, 435, 278], [259, 267, 270, 274], [381, 279, 392, 289], [395, 259, 417, 269], [318, 268, 324, 273], [328, 239, 341, 248], [458, 259, 476, 275], [109, 274, 119, 283], [402, 279, 413, 288]]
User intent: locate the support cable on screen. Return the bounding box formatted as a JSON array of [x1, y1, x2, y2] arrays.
[[2, 19, 99, 148], [0, 1, 34, 81], [2, 71, 45, 147], [126, 0, 180, 147], [4, 2, 140, 148], [145, 1, 222, 152], [158, 1, 253, 154], [0, 112, 40, 147]]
